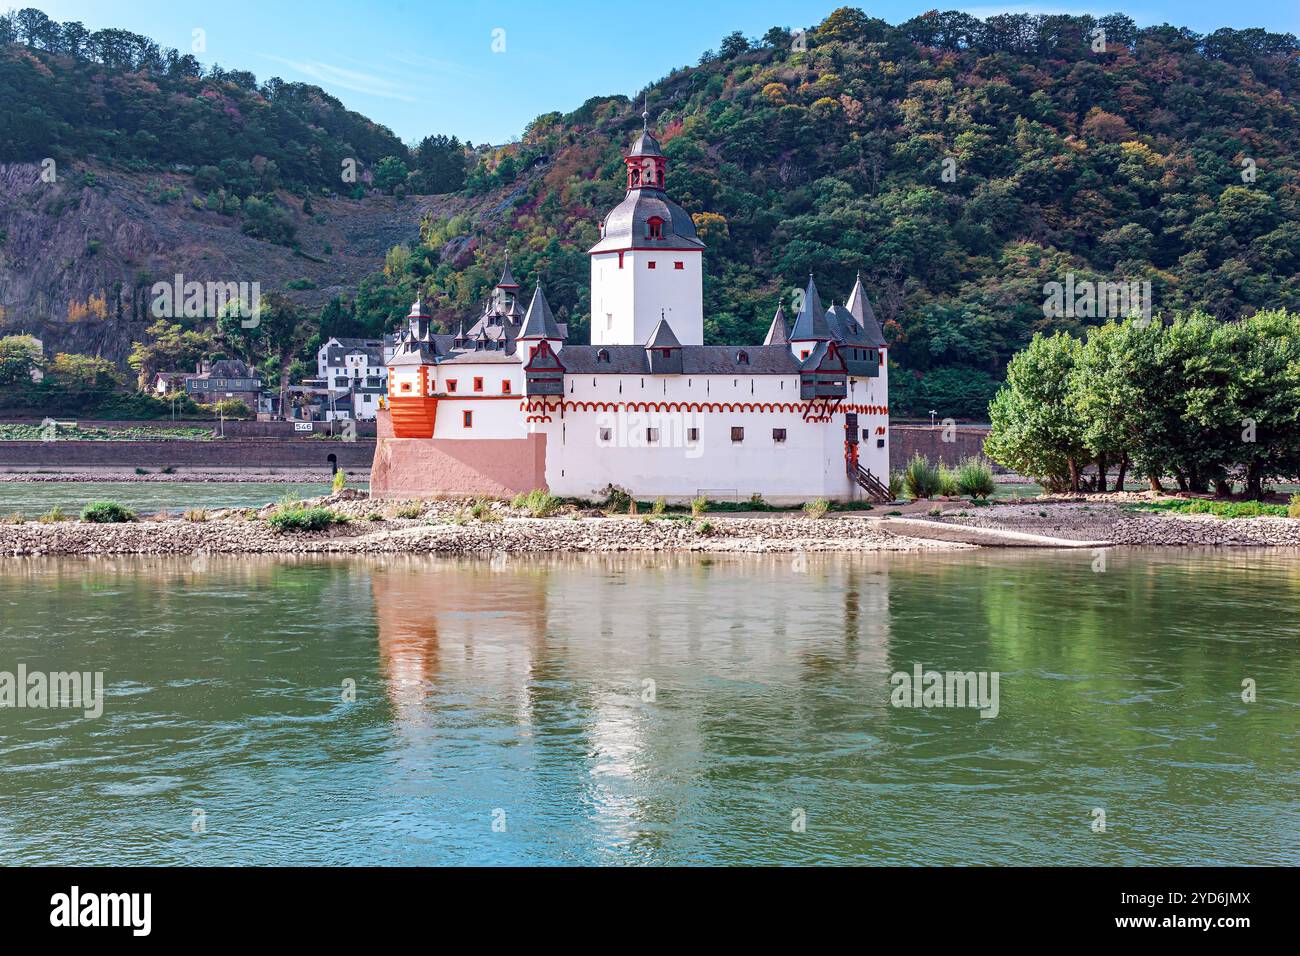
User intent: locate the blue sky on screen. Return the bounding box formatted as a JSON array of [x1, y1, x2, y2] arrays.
[[29, 1, 1300, 145]]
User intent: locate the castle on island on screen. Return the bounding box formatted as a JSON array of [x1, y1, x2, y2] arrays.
[[373, 124, 890, 504]]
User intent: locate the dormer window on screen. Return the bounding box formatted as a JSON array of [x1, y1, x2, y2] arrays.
[[645, 217, 664, 240], [597, 349, 610, 364], [737, 350, 750, 365]]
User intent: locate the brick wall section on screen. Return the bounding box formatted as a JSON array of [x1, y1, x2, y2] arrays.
[[889, 425, 992, 471], [370, 410, 547, 497], [0, 440, 376, 469]]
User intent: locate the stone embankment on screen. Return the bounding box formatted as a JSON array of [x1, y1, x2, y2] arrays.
[[0, 493, 966, 557]]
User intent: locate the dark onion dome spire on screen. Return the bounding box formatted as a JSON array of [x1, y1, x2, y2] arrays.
[[764, 303, 790, 346], [789, 275, 832, 341], [518, 283, 563, 340], [590, 127, 703, 255]]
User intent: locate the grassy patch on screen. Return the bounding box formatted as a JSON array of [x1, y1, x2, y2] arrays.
[[1129, 499, 1290, 519], [80, 501, 137, 523], [512, 488, 561, 517], [803, 498, 830, 519], [267, 505, 344, 533]]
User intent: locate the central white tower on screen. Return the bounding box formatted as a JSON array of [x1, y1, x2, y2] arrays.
[[588, 122, 705, 346]]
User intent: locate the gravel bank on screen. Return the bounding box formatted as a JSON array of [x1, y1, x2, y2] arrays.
[[0, 494, 965, 557], [915, 501, 1300, 547]]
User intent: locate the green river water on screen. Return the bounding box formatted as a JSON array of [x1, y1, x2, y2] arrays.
[[0, 549, 1295, 866]]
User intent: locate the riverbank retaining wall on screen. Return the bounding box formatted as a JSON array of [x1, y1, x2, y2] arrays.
[[889, 425, 992, 470], [0, 439, 375, 471]]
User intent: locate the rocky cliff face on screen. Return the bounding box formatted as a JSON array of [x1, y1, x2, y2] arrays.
[[0, 161, 462, 364]]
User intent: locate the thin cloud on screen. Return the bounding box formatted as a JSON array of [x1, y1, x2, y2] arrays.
[[256, 54, 423, 102]]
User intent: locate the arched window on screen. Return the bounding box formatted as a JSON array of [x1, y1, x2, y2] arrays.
[[645, 216, 664, 240], [597, 348, 610, 364], [737, 350, 750, 365]]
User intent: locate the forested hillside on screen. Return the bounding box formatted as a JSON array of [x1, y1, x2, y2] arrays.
[[3, 6, 1300, 417], [354, 7, 1300, 416]]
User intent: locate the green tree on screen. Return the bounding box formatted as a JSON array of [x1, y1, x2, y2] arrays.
[[985, 331, 1088, 491], [0, 335, 43, 386]]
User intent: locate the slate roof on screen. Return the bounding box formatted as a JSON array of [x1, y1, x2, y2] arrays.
[[789, 276, 832, 341], [518, 284, 562, 339], [559, 344, 801, 376], [763, 304, 789, 346], [627, 129, 664, 158], [645, 317, 681, 348], [844, 273, 887, 348], [590, 189, 704, 253]]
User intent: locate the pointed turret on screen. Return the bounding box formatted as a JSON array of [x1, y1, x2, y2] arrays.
[[496, 255, 519, 291], [645, 315, 682, 350], [764, 303, 790, 345], [646, 315, 682, 374], [789, 275, 831, 342], [844, 271, 887, 347], [518, 284, 563, 341]]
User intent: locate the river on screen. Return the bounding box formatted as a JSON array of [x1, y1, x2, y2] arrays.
[[0, 549, 1295, 865]]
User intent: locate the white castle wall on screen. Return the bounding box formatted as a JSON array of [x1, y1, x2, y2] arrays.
[[590, 250, 704, 346]]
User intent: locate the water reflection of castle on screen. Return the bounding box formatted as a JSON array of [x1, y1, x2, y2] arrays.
[[371, 554, 894, 718]]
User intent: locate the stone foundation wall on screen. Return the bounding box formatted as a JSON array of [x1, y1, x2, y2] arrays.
[[370, 434, 548, 498]]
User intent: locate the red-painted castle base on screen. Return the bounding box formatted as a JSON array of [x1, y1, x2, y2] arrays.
[[370, 409, 548, 498]]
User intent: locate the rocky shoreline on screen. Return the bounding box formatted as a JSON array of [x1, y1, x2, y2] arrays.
[[3, 491, 1300, 557]]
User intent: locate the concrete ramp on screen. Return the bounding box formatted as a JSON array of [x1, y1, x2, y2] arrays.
[[880, 517, 1111, 549]]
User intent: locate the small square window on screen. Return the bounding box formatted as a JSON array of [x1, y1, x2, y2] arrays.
[[647, 261, 656, 269], [772, 428, 787, 443], [800, 350, 810, 360], [877, 438, 886, 448], [446, 379, 457, 392], [473, 377, 484, 392], [646, 427, 659, 443], [599, 427, 612, 443], [400, 382, 412, 393], [674, 261, 684, 270], [687, 427, 699, 442], [862, 429, 870, 441], [501, 380, 512, 394], [731, 427, 745, 443], [463, 410, 473, 427]]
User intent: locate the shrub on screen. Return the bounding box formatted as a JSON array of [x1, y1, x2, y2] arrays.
[[888, 472, 903, 500], [955, 457, 996, 499], [938, 466, 958, 497], [267, 506, 342, 533], [748, 493, 768, 510], [135, 467, 149, 475], [803, 498, 830, 519], [470, 498, 501, 521], [80, 501, 137, 523], [628, 498, 638, 516], [332, 470, 347, 494], [391, 503, 423, 519], [183, 508, 208, 523], [697, 520, 714, 536], [513, 488, 561, 517], [366, 512, 383, 522], [652, 497, 667, 516], [1, 511, 23, 524], [690, 495, 708, 517], [1290, 495, 1300, 519], [903, 454, 942, 499], [598, 484, 633, 513]]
